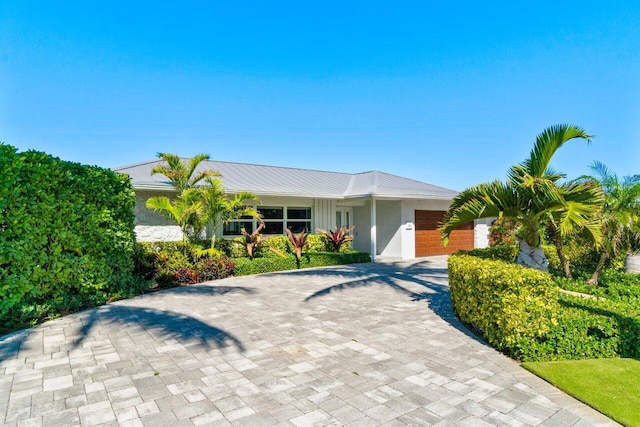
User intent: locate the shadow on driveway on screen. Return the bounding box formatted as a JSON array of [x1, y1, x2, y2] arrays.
[[271, 259, 487, 346], [0, 284, 251, 362]]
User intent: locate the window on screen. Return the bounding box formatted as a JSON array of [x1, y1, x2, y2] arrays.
[[287, 207, 311, 233], [222, 205, 313, 236], [223, 213, 255, 236]]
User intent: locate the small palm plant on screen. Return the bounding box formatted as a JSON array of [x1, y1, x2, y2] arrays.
[[240, 222, 265, 259], [285, 228, 310, 268], [317, 226, 355, 252]]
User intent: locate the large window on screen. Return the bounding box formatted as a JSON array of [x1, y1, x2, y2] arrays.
[[286, 207, 311, 233], [222, 205, 312, 236]]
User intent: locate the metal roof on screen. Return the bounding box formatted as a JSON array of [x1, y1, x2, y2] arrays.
[[113, 159, 458, 200]]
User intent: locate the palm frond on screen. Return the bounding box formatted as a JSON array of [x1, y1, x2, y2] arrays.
[[525, 124, 591, 177]]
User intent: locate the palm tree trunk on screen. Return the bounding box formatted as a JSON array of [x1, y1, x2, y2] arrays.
[[587, 251, 608, 286], [516, 239, 550, 272], [553, 235, 572, 278], [624, 253, 640, 274]]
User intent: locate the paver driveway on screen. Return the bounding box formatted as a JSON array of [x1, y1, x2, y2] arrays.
[[0, 256, 617, 426]]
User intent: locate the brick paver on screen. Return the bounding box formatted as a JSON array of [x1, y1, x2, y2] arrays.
[[0, 256, 618, 426]]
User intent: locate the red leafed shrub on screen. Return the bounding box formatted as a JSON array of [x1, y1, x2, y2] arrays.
[[195, 256, 236, 282], [173, 267, 199, 285], [489, 217, 518, 247]]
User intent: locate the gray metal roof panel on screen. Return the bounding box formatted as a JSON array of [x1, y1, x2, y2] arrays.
[[114, 159, 458, 200]]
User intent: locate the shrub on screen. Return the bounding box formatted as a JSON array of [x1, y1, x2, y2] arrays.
[[214, 237, 247, 258], [488, 217, 518, 247], [133, 242, 160, 280], [195, 256, 236, 282], [456, 244, 518, 262], [234, 251, 371, 276], [0, 144, 137, 333], [448, 254, 558, 361], [261, 235, 293, 257]]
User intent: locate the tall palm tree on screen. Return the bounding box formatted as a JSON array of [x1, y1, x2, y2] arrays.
[[581, 162, 640, 284], [146, 153, 216, 243], [439, 124, 604, 271], [198, 177, 260, 248], [151, 153, 215, 192]]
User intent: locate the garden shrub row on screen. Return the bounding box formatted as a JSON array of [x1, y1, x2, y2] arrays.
[[450, 249, 640, 361], [234, 251, 371, 276], [0, 144, 138, 334], [448, 254, 558, 361], [134, 241, 370, 287], [213, 234, 342, 259]]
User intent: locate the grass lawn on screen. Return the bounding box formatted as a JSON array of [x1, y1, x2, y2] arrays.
[[522, 358, 640, 427]]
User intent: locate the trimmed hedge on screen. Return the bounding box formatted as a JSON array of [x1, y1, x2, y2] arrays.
[[450, 251, 640, 361], [456, 244, 518, 262], [0, 144, 137, 333], [234, 251, 371, 276], [448, 254, 558, 361], [213, 234, 348, 259]]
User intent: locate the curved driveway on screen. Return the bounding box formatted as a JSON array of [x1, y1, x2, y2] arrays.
[[1, 256, 617, 426]]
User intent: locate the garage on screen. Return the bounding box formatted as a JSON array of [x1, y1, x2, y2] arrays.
[[415, 210, 474, 257]]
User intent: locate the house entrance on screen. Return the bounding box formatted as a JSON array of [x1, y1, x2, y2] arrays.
[[336, 207, 353, 230]]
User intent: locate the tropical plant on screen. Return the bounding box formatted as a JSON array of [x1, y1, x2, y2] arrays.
[[285, 228, 310, 267], [579, 162, 640, 284], [151, 152, 215, 192], [199, 176, 260, 248], [146, 153, 215, 244], [241, 222, 266, 259], [317, 226, 355, 252], [488, 217, 518, 247], [439, 124, 604, 271]]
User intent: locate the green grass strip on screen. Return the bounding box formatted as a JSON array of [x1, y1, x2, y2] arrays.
[[522, 358, 640, 426]]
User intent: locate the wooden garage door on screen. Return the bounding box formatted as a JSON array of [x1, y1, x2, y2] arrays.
[[415, 210, 474, 257]]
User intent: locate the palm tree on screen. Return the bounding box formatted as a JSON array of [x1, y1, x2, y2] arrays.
[[146, 153, 215, 243], [199, 177, 260, 248], [439, 124, 604, 271], [581, 162, 640, 284], [150, 153, 215, 192]]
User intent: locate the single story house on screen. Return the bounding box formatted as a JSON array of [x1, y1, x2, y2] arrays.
[[114, 159, 490, 261]]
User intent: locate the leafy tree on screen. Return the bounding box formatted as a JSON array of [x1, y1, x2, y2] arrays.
[[439, 124, 604, 271], [580, 162, 640, 284]]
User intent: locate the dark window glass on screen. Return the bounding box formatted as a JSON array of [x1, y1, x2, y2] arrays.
[[287, 207, 311, 219], [223, 221, 253, 236], [287, 221, 311, 233], [259, 207, 283, 220], [263, 221, 284, 235]]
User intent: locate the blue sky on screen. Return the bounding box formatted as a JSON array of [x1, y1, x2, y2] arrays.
[[2, 1, 639, 190]]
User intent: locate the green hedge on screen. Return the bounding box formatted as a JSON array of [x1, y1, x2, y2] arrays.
[[213, 234, 347, 259], [448, 254, 558, 361], [449, 253, 640, 361], [234, 251, 371, 276], [0, 144, 137, 333], [457, 244, 519, 262]]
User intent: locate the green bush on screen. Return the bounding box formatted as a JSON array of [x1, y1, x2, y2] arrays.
[[213, 237, 247, 258], [448, 254, 558, 361], [234, 251, 371, 276], [0, 144, 137, 334], [133, 241, 235, 288], [449, 253, 640, 361], [456, 244, 519, 262]]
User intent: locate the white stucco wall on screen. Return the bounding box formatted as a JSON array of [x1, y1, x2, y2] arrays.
[[134, 191, 325, 242], [352, 202, 371, 253], [474, 218, 493, 249], [376, 200, 402, 257]]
